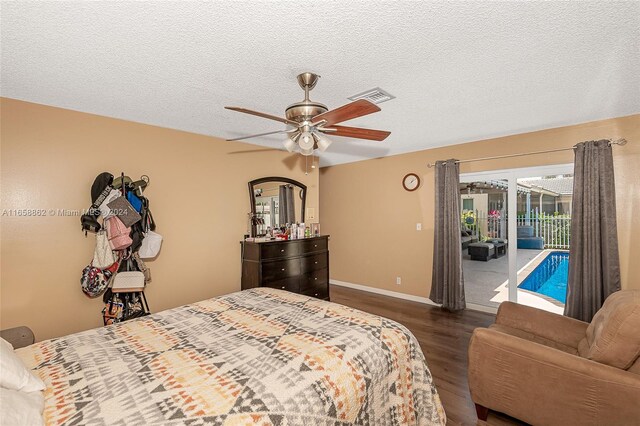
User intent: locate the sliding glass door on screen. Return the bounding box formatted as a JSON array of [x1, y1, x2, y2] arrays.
[[460, 178, 510, 309], [514, 174, 573, 314], [460, 164, 573, 312]]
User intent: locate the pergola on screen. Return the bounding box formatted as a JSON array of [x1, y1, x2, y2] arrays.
[[459, 180, 562, 224]]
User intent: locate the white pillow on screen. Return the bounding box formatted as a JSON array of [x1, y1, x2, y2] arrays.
[[0, 337, 45, 392], [0, 388, 45, 426]]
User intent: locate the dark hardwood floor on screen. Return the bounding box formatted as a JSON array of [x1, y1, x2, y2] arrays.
[[330, 285, 525, 426]]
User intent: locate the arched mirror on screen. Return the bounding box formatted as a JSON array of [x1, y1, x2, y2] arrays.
[[249, 177, 306, 236]]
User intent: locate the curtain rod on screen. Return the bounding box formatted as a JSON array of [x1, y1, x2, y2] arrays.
[[426, 138, 628, 168]]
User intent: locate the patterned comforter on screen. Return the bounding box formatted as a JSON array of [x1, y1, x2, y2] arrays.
[[17, 288, 445, 425]]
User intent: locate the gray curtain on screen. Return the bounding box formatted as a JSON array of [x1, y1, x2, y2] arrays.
[[286, 185, 295, 223], [429, 160, 466, 311], [565, 140, 621, 322], [278, 185, 288, 225], [278, 185, 296, 225]]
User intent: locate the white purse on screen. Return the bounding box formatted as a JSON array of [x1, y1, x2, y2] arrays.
[[139, 231, 162, 259], [111, 271, 145, 291], [93, 231, 116, 269]]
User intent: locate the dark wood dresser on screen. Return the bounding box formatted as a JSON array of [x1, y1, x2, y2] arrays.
[[241, 235, 330, 300]]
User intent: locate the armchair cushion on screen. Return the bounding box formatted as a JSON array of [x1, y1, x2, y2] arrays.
[[578, 290, 640, 370], [495, 301, 588, 349], [489, 324, 578, 355]]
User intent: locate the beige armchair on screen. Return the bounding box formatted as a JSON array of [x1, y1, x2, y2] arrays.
[[468, 290, 640, 425]]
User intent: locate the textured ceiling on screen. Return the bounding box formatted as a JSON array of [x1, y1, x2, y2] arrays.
[[2, 1, 639, 167]]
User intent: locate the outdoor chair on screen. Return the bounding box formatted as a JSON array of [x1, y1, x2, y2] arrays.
[[468, 242, 495, 261], [516, 225, 544, 249], [461, 226, 479, 250]]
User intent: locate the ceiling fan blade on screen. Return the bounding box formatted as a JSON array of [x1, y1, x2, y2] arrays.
[[311, 99, 380, 126], [226, 129, 291, 141], [225, 106, 298, 126], [227, 148, 283, 154], [323, 125, 391, 141]]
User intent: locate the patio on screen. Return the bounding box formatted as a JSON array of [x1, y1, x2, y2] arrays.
[[463, 249, 565, 313]]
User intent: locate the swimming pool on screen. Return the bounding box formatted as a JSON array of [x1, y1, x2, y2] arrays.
[[518, 251, 569, 304]]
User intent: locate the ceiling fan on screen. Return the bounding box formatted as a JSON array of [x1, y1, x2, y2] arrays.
[[225, 72, 391, 156]]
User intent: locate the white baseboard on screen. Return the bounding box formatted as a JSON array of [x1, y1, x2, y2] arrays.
[[465, 303, 498, 314], [330, 279, 437, 305], [330, 279, 498, 314]]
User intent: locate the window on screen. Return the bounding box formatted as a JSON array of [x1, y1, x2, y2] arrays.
[[462, 198, 474, 211]]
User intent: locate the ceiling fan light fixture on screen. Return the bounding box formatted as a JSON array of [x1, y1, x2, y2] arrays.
[[283, 135, 297, 152], [298, 131, 314, 150], [300, 146, 314, 156], [314, 132, 332, 152]]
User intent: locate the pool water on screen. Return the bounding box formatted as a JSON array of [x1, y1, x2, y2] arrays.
[[518, 252, 569, 304]]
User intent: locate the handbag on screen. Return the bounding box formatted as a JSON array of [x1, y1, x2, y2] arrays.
[[106, 216, 132, 250], [92, 231, 116, 269], [81, 264, 112, 298], [139, 230, 162, 259], [112, 175, 132, 190], [141, 197, 156, 232], [102, 294, 124, 325], [91, 172, 114, 204], [132, 252, 151, 283], [107, 196, 141, 227], [81, 214, 101, 234], [126, 191, 143, 213], [111, 271, 145, 291]]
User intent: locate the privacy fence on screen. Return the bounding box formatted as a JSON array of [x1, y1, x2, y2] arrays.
[[462, 209, 571, 249]]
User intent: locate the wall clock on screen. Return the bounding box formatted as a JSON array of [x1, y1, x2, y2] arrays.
[[402, 173, 420, 192]]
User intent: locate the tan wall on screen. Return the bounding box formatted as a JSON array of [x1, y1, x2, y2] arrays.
[[0, 98, 319, 340], [320, 115, 640, 299]]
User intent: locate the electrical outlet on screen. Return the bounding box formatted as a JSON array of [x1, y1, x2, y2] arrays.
[[396, 276, 402, 285], [416, 223, 422, 231]]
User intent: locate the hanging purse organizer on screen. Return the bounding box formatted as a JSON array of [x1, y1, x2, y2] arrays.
[[102, 252, 150, 325], [80, 172, 159, 324]]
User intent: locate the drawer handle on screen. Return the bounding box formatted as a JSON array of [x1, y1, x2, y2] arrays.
[[314, 244, 318, 248], [281, 268, 285, 271], [314, 277, 318, 280], [280, 249, 285, 253], [281, 286, 286, 290], [314, 261, 318, 264], [314, 293, 319, 297]]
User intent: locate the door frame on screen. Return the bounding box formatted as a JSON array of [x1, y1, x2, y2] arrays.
[[461, 163, 574, 311]]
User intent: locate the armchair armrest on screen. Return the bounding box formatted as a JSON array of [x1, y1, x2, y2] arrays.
[[0, 326, 35, 349], [468, 328, 640, 425], [496, 301, 588, 348]]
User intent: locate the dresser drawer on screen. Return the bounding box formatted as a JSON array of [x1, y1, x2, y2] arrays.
[[241, 236, 329, 300], [262, 259, 301, 282], [264, 277, 299, 293], [261, 241, 301, 260], [301, 253, 328, 273], [300, 268, 328, 293], [302, 238, 327, 254], [300, 280, 329, 300]]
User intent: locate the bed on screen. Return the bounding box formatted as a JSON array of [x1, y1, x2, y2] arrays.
[[16, 288, 446, 425]]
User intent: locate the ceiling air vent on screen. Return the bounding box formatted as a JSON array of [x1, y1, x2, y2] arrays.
[[348, 87, 395, 104]]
